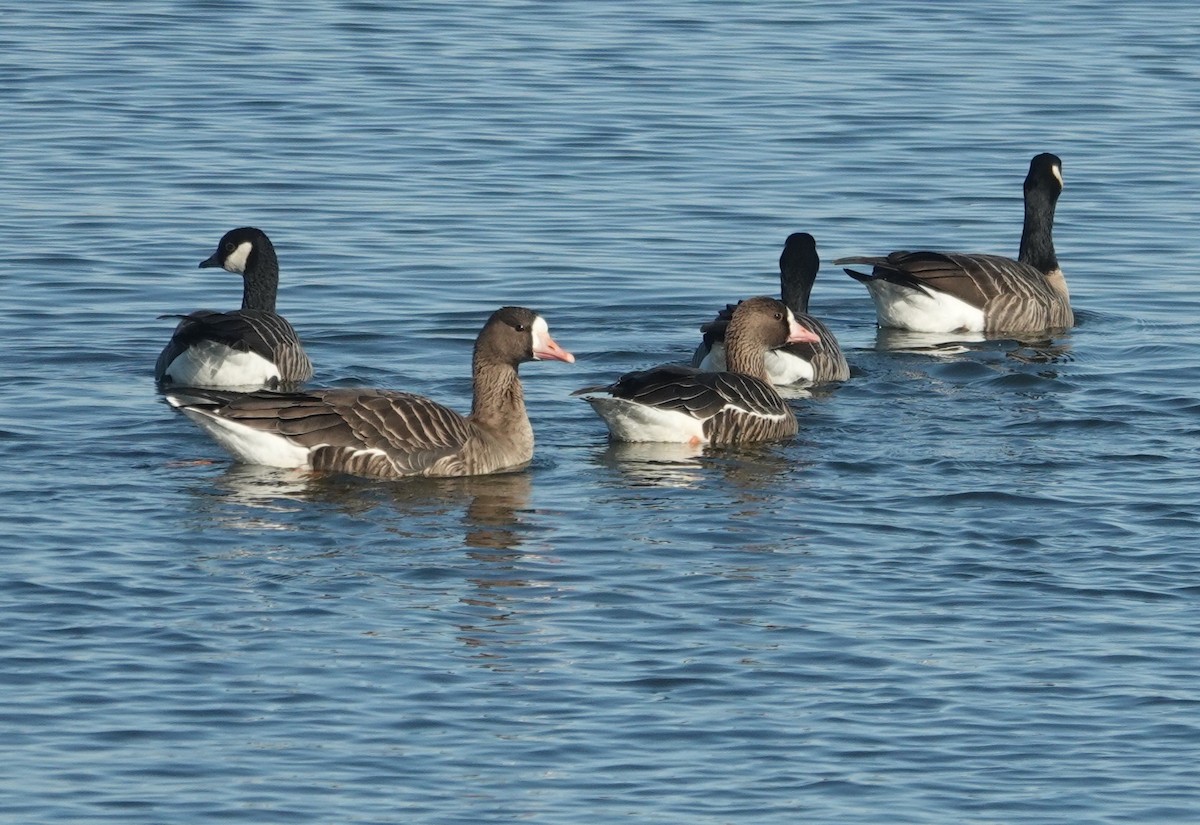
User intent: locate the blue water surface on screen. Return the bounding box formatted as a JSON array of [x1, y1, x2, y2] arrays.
[[2, 2, 1200, 823]]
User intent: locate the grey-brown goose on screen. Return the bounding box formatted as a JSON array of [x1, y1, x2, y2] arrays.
[[692, 232, 850, 384], [573, 297, 817, 445], [164, 307, 573, 479], [155, 227, 314, 389], [835, 153, 1071, 334]]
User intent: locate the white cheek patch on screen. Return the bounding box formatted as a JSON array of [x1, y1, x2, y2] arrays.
[[1052, 163, 1064, 187], [223, 240, 253, 273]]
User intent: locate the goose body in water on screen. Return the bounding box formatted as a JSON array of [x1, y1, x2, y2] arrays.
[[156, 227, 313, 389], [574, 297, 817, 445], [693, 232, 849, 384], [836, 153, 1071, 334], [165, 307, 573, 479]]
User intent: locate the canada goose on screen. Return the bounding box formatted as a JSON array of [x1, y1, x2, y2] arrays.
[[156, 227, 313, 389], [836, 153, 1070, 334]]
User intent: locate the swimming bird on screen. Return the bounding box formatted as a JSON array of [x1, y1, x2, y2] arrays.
[[835, 153, 1071, 334], [573, 297, 817, 445], [692, 232, 850, 384], [155, 227, 314, 389], [164, 307, 573, 479]]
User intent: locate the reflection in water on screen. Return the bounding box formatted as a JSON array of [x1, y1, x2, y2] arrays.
[[592, 438, 799, 496], [197, 464, 531, 552], [192, 464, 540, 666], [872, 327, 986, 355], [598, 441, 707, 488], [873, 327, 1073, 364]]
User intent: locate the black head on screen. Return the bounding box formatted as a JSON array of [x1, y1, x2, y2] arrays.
[[199, 227, 273, 274], [779, 232, 818, 272], [1025, 153, 1064, 199], [779, 232, 821, 314]]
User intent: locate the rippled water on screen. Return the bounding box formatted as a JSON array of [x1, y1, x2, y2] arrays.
[[4, 1, 1200, 822]]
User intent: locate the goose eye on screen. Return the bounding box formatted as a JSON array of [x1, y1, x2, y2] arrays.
[[224, 242, 235, 252], [514, 323, 526, 332], [773, 312, 783, 321]]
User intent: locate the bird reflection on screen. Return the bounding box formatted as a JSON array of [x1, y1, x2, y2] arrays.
[[589, 437, 798, 494], [872, 326, 1073, 363], [196, 463, 531, 553]]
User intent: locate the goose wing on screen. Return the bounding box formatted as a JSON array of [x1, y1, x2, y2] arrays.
[[157, 309, 313, 383], [577, 365, 790, 420], [174, 388, 475, 477], [838, 251, 1051, 308]]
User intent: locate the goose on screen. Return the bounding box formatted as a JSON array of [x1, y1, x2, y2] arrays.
[[155, 227, 314, 389], [573, 297, 818, 445], [692, 232, 850, 384], [164, 307, 573, 479], [835, 153, 1071, 334]]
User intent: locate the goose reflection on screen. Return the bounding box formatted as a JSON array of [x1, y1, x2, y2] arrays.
[[872, 326, 1073, 364], [196, 463, 531, 552], [591, 437, 798, 493]]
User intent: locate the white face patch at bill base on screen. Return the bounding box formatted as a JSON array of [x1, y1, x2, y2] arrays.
[[530, 316, 550, 358]]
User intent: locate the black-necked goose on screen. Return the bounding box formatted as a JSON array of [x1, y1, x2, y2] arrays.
[[573, 297, 817, 445], [155, 227, 313, 389], [835, 153, 1071, 334], [692, 232, 850, 384], [164, 307, 573, 479]]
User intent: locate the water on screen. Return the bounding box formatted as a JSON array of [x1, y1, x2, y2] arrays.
[[3, 1, 1200, 822]]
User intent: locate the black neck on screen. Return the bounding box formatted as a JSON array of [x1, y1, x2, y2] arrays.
[[1018, 184, 1060, 274], [241, 242, 280, 312]]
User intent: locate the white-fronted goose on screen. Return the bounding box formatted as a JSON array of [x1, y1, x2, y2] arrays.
[[155, 227, 314, 389], [692, 232, 850, 384], [836, 153, 1071, 334], [573, 297, 817, 445], [165, 307, 573, 479]]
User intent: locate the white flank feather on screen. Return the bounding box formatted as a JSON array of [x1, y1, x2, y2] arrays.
[[162, 340, 282, 389], [864, 280, 986, 333], [700, 343, 815, 385], [585, 397, 708, 444], [171, 404, 311, 468]]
